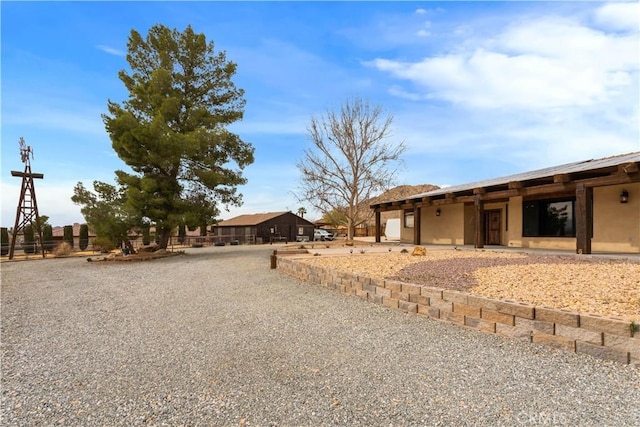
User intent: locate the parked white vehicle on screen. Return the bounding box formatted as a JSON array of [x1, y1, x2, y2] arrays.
[[385, 218, 401, 240], [313, 229, 334, 241]]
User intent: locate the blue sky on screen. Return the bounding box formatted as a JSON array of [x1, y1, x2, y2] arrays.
[[2, 1, 638, 227]]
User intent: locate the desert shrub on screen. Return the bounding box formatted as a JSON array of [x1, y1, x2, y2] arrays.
[[1, 227, 9, 256], [79, 224, 89, 250], [53, 241, 72, 257], [23, 224, 36, 254], [63, 225, 74, 248]]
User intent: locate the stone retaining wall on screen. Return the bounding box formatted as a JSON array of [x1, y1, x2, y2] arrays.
[[277, 255, 639, 366]]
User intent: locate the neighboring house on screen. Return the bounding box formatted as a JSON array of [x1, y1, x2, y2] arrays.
[[212, 211, 315, 244], [370, 152, 640, 254], [51, 223, 96, 248]]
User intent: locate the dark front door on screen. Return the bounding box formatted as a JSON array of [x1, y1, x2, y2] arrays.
[[485, 210, 501, 245]]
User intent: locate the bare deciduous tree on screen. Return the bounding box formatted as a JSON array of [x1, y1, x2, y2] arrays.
[[296, 98, 406, 240]]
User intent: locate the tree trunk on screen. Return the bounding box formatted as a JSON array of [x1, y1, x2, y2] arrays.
[[158, 227, 172, 250], [124, 238, 136, 255]]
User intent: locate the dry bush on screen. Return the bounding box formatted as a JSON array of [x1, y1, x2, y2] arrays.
[[53, 242, 72, 257]]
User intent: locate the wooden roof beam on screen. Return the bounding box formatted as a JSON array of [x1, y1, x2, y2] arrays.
[[508, 181, 523, 189], [417, 197, 433, 208], [575, 171, 640, 187], [482, 189, 520, 201], [520, 182, 574, 196], [373, 205, 402, 212], [553, 173, 571, 183], [620, 162, 639, 174]]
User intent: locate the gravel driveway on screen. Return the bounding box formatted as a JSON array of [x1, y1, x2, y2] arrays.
[[1, 245, 639, 426]]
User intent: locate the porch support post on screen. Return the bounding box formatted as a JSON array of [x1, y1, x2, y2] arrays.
[[575, 183, 593, 255], [413, 205, 421, 245], [374, 209, 381, 243], [474, 195, 484, 248]]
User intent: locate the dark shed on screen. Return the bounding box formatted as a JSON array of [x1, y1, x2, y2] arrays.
[[212, 211, 315, 244]]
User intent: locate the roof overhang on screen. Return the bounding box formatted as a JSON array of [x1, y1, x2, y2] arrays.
[[371, 152, 640, 211]]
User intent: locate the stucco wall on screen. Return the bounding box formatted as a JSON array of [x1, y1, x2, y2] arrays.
[[421, 204, 465, 245], [511, 183, 640, 253], [592, 183, 640, 253], [507, 197, 523, 248], [400, 211, 413, 242], [398, 183, 639, 253], [463, 204, 475, 245]]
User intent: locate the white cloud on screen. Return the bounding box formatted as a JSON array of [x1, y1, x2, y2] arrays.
[[594, 2, 640, 31], [370, 10, 639, 111], [387, 85, 423, 101], [415, 8, 427, 15], [97, 45, 126, 56], [495, 17, 638, 70]]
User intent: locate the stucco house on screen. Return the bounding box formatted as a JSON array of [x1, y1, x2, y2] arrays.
[[371, 152, 640, 254]]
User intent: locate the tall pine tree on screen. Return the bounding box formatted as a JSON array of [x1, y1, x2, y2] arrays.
[[103, 24, 254, 249]]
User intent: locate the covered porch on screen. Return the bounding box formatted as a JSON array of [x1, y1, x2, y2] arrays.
[[371, 153, 640, 254]]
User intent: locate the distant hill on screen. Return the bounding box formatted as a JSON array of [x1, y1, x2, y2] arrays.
[[359, 184, 440, 228], [367, 184, 440, 206]]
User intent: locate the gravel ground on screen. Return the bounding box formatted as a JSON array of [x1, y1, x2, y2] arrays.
[[302, 250, 640, 321], [1, 245, 639, 426]]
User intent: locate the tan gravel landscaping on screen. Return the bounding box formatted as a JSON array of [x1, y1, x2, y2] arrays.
[[301, 250, 640, 321]]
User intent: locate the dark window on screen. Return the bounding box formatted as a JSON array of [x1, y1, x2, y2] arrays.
[[522, 198, 575, 237], [404, 211, 414, 228]]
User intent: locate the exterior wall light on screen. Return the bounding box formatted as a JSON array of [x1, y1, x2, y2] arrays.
[[436, 208, 441, 216], [620, 189, 629, 204]]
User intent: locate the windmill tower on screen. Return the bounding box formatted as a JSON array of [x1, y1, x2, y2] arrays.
[[9, 137, 45, 259]]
